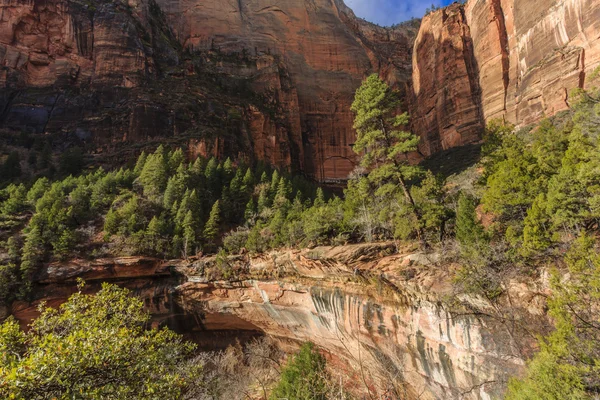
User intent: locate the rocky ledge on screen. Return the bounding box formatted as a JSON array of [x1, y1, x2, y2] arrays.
[[5, 243, 550, 399]]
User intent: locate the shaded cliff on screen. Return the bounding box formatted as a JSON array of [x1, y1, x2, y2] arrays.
[[0, 0, 418, 181], [2, 0, 600, 180], [7, 243, 548, 399]]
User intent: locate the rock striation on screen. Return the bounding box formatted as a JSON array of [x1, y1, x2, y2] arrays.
[[10, 243, 548, 399], [414, 0, 600, 145], [2, 0, 600, 180]]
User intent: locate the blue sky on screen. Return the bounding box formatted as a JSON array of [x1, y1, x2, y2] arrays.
[[345, 0, 455, 26]]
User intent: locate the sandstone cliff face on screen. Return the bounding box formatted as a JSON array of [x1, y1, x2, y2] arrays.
[[410, 4, 484, 156], [11, 244, 547, 399], [0, 0, 418, 181], [3, 0, 600, 179], [415, 0, 600, 136]]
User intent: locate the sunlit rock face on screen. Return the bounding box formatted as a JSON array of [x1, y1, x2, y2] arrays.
[[410, 0, 600, 156], [172, 245, 546, 399], [410, 4, 484, 156], [10, 245, 545, 399], [463, 0, 600, 126]]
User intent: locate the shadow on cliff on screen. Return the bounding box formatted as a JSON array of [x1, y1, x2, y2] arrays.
[[410, 7, 485, 178]]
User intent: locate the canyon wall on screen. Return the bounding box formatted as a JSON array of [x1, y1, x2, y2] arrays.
[[0, 0, 418, 181], [413, 0, 600, 148], [9, 244, 548, 399], [2, 0, 600, 180]]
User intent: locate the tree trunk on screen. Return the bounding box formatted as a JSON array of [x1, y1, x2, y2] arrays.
[[397, 174, 429, 249]]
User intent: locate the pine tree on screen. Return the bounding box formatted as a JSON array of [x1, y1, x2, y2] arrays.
[[203, 200, 221, 247], [133, 151, 148, 175], [351, 74, 426, 245], [314, 188, 325, 207], [138, 146, 168, 200], [455, 193, 486, 249], [244, 198, 257, 223], [168, 148, 185, 175], [257, 187, 270, 214], [146, 216, 168, 255], [242, 168, 254, 193], [182, 210, 197, 258], [270, 342, 328, 400], [260, 171, 269, 184], [223, 157, 234, 179], [20, 226, 44, 294], [27, 178, 50, 204], [204, 157, 219, 199], [522, 194, 552, 255], [163, 174, 184, 210], [274, 178, 292, 209], [269, 170, 280, 199], [104, 208, 121, 236], [1, 184, 27, 215]]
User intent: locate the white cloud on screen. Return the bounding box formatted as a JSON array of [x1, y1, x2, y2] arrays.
[[345, 0, 444, 26]]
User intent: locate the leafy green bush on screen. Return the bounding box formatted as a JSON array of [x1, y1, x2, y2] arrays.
[[0, 282, 199, 399], [270, 342, 329, 400]]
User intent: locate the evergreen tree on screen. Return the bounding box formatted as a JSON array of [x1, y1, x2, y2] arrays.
[[133, 151, 148, 175], [242, 168, 254, 193], [244, 198, 257, 223], [104, 208, 121, 236], [1, 184, 27, 215], [168, 148, 185, 175], [27, 178, 50, 204], [163, 172, 186, 210], [269, 170, 280, 199], [522, 194, 552, 256], [203, 200, 221, 246], [455, 193, 487, 249], [182, 210, 197, 258], [138, 146, 168, 200], [270, 342, 328, 400], [274, 178, 292, 210], [351, 74, 426, 245], [260, 171, 269, 184], [204, 157, 219, 199], [223, 157, 234, 179], [20, 226, 44, 294], [314, 188, 325, 207], [257, 187, 270, 214], [146, 215, 168, 255]]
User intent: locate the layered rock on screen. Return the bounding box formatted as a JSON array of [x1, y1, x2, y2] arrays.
[[410, 4, 484, 156], [3, 0, 600, 180], [11, 244, 548, 399], [0, 0, 419, 181], [420, 0, 600, 131]]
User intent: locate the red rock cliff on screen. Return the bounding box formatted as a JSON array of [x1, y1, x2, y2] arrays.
[[8, 244, 547, 399], [412, 0, 600, 145], [0, 0, 418, 181], [2, 0, 600, 179]]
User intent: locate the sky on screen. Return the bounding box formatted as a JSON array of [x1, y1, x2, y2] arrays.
[[345, 0, 455, 26]]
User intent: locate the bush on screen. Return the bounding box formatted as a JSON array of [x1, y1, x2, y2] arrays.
[[270, 342, 329, 400], [223, 228, 250, 254], [0, 282, 199, 399]]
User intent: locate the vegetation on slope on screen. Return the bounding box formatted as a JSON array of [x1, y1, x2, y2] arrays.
[[2, 71, 600, 398]]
